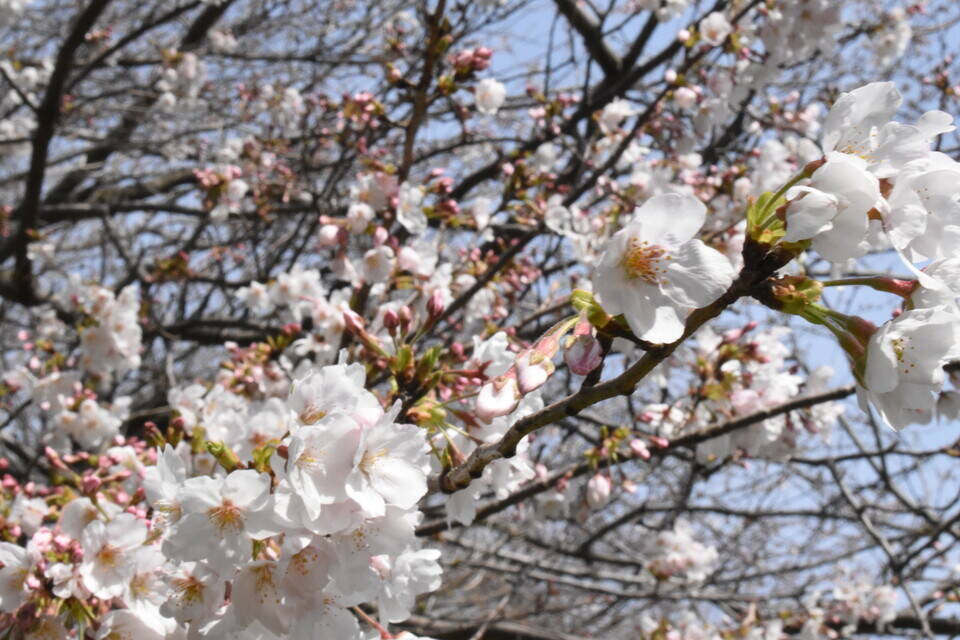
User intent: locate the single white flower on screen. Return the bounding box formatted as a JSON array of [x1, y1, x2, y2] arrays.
[[474, 78, 506, 116], [345, 406, 430, 518], [163, 470, 276, 573], [862, 306, 960, 429], [362, 245, 396, 283], [396, 182, 427, 235], [784, 155, 881, 262], [700, 11, 731, 46], [593, 193, 734, 343], [280, 412, 361, 517], [79, 513, 148, 600], [0, 542, 33, 611], [599, 98, 635, 134], [375, 548, 442, 623]]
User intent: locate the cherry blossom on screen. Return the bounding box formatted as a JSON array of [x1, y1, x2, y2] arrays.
[[593, 193, 735, 343]]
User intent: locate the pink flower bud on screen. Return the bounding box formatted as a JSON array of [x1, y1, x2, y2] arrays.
[[343, 310, 365, 334], [629, 439, 651, 460], [318, 224, 341, 247], [516, 350, 554, 394], [44, 447, 68, 471], [674, 86, 698, 110], [535, 463, 549, 481], [649, 436, 670, 449], [81, 474, 102, 496], [564, 334, 603, 376], [476, 373, 521, 422], [586, 473, 612, 509], [427, 289, 445, 318], [383, 309, 400, 335]]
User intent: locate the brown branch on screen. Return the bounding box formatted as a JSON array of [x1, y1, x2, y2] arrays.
[[553, 0, 621, 77], [7, 0, 113, 305], [433, 256, 780, 494]]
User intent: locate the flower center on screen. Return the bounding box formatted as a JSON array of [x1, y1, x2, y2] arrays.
[[359, 448, 389, 475], [621, 238, 669, 284], [299, 405, 327, 425], [97, 544, 121, 568], [129, 572, 152, 597], [172, 574, 205, 605], [890, 336, 917, 375], [207, 499, 244, 534], [296, 446, 324, 470]]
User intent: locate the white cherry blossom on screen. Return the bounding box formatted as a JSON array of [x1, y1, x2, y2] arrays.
[[593, 193, 734, 343]]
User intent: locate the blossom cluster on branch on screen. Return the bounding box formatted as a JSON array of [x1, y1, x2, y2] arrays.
[[0, 0, 959, 638]]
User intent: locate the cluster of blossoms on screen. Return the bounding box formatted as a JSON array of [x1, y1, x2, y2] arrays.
[[643, 519, 719, 584], [194, 165, 250, 222], [0, 359, 442, 639], [631, 566, 898, 640], [636, 323, 843, 463], [797, 568, 898, 638], [2, 281, 141, 450], [589, 82, 960, 431], [1, 0, 959, 633]]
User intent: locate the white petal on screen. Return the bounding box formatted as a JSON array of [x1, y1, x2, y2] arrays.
[[662, 240, 735, 308], [631, 193, 706, 245]]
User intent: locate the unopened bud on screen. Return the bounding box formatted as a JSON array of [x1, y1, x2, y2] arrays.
[[427, 289, 445, 318], [629, 438, 651, 460], [398, 305, 413, 334], [585, 473, 611, 509], [564, 334, 603, 376], [383, 309, 400, 336], [318, 224, 341, 247], [81, 474, 102, 497], [516, 350, 554, 394], [206, 441, 244, 472], [45, 447, 68, 471], [343, 310, 365, 334], [476, 373, 521, 422], [649, 436, 670, 449]]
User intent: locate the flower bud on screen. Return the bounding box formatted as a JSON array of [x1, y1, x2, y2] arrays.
[[629, 438, 651, 460], [564, 334, 603, 376], [674, 86, 698, 110], [81, 474, 102, 497], [427, 289, 445, 318], [44, 447, 68, 471], [649, 436, 670, 449], [586, 473, 612, 509], [516, 350, 554, 394], [383, 308, 400, 336], [318, 224, 341, 247], [476, 373, 521, 422]]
